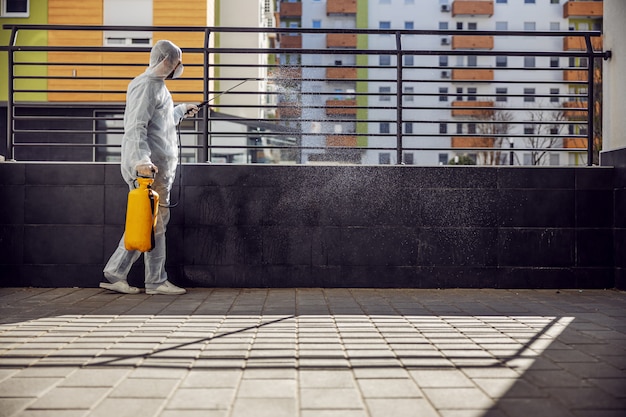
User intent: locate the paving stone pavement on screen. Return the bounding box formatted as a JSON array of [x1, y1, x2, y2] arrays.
[[0, 287, 625, 417]]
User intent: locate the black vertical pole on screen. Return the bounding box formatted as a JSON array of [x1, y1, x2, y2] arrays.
[[585, 34, 594, 166], [396, 31, 403, 165], [7, 27, 18, 160], [203, 28, 211, 163]]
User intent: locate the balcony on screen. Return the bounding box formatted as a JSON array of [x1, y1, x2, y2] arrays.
[[452, 35, 494, 50], [279, 1, 302, 18], [452, 68, 494, 81], [326, 99, 357, 116], [563, 138, 587, 148], [563, 35, 603, 51], [452, 0, 494, 17], [563, 69, 587, 82], [327, 0, 357, 15], [326, 66, 357, 80], [563, 1, 603, 18], [451, 101, 495, 117], [326, 33, 357, 49], [326, 135, 357, 147], [451, 136, 495, 148], [280, 34, 302, 49], [563, 101, 588, 119]]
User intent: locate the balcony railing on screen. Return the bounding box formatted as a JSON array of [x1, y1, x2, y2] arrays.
[[2, 25, 609, 166]]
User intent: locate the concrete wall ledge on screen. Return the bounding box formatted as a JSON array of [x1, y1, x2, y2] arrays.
[[0, 163, 618, 289]]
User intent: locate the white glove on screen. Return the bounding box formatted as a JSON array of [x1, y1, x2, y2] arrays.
[[184, 103, 199, 118], [136, 163, 157, 177]]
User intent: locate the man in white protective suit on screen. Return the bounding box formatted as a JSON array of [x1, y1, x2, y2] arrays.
[[101, 40, 198, 295]]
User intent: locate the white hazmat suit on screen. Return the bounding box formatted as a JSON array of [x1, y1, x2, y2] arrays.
[[102, 40, 197, 295]]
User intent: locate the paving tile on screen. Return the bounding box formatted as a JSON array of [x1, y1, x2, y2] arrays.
[[108, 377, 179, 398], [300, 388, 364, 410], [230, 398, 296, 417], [88, 398, 164, 417], [422, 387, 495, 410], [410, 369, 475, 388], [357, 378, 422, 398], [236, 379, 296, 398], [299, 370, 355, 388], [365, 398, 439, 417], [58, 368, 130, 387], [27, 387, 109, 409], [0, 398, 33, 417], [0, 377, 59, 397], [166, 388, 235, 410]]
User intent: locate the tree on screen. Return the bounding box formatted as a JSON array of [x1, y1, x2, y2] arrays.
[[524, 104, 567, 166], [472, 107, 515, 165]]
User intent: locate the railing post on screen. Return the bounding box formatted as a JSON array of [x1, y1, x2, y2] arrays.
[[585, 34, 594, 166], [203, 28, 212, 163], [396, 31, 403, 165], [6, 27, 18, 160]]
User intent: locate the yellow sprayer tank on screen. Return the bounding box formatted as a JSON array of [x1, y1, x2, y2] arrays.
[[124, 177, 159, 252]]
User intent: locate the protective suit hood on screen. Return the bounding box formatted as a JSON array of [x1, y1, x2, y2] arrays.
[[147, 40, 184, 79]]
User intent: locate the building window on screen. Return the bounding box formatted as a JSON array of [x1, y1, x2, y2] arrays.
[[404, 86, 414, 101], [1, 0, 29, 17], [468, 123, 477, 134], [379, 86, 391, 101], [312, 20, 321, 28], [379, 21, 391, 30], [550, 57, 559, 68], [496, 22, 508, 31], [496, 0, 507, 3], [524, 125, 535, 134], [551, 0, 559, 4], [550, 88, 560, 103], [524, 22, 536, 31], [404, 55, 414, 66], [380, 122, 390, 134], [405, 123, 413, 134], [439, 153, 449, 165], [496, 56, 507, 67], [456, 22, 463, 30], [550, 22, 560, 31], [468, 22, 477, 30], [439, 87, 448, 102], [524, 56, 536, 68], [467, 88, 477, 101], [496, 88, 508, 102], [404, 153, 414, 165], [524, 88, 535, 102], [456, 123, 463, 134], [525, 0, 536, 3], [457, 88, 463, 101], [379, 153, 391, 164], [467, 56, 477, 67], [440, 123, 448, 134], [405, 21, 414, 30], [380, 55, 391, 66], [439, 56, 448, 67], [439, 22, 448, 30]]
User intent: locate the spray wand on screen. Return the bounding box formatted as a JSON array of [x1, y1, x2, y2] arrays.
[[185, 78, 253, 116]]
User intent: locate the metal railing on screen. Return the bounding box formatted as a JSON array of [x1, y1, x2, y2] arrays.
[[3, 25, 610, 165]]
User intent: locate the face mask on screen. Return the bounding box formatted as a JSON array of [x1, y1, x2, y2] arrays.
[[166, 62, 184, 79]]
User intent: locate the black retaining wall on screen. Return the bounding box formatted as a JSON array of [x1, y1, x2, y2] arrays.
[[0, 163, 618, 289]]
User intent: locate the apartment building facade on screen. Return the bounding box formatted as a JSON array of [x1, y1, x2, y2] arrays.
[[277, 0, 603, 166]]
